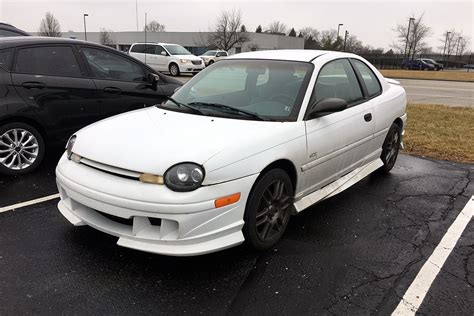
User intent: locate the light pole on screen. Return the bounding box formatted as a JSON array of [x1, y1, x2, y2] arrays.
[[404, 17, 415, 59], [83, 13, 88, 41], [455, 37, 463, 68], [337, 23, 343, 51], [343, 30, 349, 52], [443, 31, 451, 63], [337, 23, 343, 38]]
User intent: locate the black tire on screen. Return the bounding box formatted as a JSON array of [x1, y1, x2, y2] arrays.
[[169, 63, 180, 76], [208, 60, 214, 66], [379, 123, 402, 174], [0, 122, 45, 176], [243, 168, 294, 251]]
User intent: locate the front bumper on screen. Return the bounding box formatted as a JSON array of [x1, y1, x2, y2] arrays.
[[56, 154, 258, 256], [178, 63, 205, 73]]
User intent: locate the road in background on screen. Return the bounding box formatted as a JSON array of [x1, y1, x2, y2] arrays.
[[396, 79, 473, 107]]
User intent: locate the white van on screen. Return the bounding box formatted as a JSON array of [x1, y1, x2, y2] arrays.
[[129, 43, 205, 76]]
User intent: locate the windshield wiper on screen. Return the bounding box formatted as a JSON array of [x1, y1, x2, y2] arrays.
[[188, 102, 266, 121], [158, 96, 205, 115]]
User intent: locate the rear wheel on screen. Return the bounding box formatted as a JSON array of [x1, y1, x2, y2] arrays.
[[208, 60, 214, 66], [0, 122, 45, 175], [169, 63, 180, 76], [243, 169, 294, 250], [379, 123, 402, 174]]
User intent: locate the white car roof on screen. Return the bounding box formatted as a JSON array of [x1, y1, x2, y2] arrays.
[[131, 42, 180, 46], [227, 49, 332, 62]]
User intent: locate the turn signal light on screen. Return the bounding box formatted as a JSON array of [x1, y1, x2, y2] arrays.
[[215, 193, 241, 208], [139, 173, 164, 184]]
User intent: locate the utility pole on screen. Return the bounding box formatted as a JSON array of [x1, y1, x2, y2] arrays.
[[343, 30, 349, 52], [144, 12, 147, 65], [403, 17, 414, 59], [443, 31, 451, 64], [83, 13, 88, 41], [456, 36, 462, 68]]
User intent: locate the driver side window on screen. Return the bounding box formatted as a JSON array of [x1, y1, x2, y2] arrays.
[[311, 58, 363, 107], [81, 47, 145, 82]]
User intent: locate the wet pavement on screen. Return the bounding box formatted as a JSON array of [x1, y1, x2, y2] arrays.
[[0, 154, 473, 314]]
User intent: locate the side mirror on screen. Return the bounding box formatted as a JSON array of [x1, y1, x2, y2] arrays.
[[147, 73, 159, 88], [161, 51, 167, 56], [307, 98, 347, 119]]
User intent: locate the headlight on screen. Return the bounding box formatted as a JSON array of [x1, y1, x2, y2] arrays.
[[179, 59, 190, 64], [66, 135, 76, 159], [164, 162, 204, 192]]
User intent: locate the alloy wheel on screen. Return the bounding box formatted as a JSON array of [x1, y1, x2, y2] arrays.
[[255, 179, 292, 242], [0, 128, 39, 170], [385, 131, 399, 166]]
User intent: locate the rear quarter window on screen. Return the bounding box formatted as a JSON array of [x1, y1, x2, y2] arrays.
[[352, 59, 382, 97]]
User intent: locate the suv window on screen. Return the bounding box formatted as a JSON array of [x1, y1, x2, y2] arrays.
[[81, 47, 145, 82], [0, 29, 25, 37], [352, 59, 381, 97], [130, 44, 144, 53], [15, 46, 81, 77], [216, 52, 227, 57], [312, 58, 363, 106], [0, 50, 12, 70]]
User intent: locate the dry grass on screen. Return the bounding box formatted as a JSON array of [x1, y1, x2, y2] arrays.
[[380, 69, 474, 82], [403, 104, 474, 163]]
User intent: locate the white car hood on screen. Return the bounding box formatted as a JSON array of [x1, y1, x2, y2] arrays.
[[174, 54, 202, 61], [72, 107, 300, 176]]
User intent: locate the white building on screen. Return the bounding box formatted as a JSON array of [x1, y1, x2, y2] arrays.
[[61, 31, 305, 55]]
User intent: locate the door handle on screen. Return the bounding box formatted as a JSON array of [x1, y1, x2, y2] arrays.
[[21, 82, 46, 89], [364, 113, 372, 122], [103, 87, 122, 94]]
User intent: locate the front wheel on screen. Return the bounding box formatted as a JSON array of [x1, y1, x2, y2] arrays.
[[0, 122, 45, 175], [169, 63, 180, 76], [379, 123, 402, 174], [243, 169, 294, 250]]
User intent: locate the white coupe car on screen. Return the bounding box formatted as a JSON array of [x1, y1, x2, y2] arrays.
[[56, 50, 407, 256]]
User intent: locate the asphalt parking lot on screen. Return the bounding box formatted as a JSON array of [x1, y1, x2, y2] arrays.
[[1, 150, 473, 314]]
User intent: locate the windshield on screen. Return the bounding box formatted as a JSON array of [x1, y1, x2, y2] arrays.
[[163, 59, 313, 121], [203, 50, 217, 56], [163, 44, 192, 55]]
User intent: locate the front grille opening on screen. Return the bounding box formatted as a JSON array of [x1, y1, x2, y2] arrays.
[[98, 211, 133, 226], [149, 217, 162, 226]]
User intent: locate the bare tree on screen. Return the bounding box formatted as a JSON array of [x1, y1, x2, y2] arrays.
[[99, 28, 115, 46], [207, 9, 250, 51], [391, 14, 431, 59], [298, 27, 320, 49], [145, 20, 165, 32], [38, 12, 62, 37], [267, 21, 287, 34], [319, 30, 339, 50], [255, 25, 262, 33]]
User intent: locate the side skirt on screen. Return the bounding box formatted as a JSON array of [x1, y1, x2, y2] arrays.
[[293, 158, 383, 213]]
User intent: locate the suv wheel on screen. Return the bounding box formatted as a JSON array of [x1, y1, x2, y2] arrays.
[[169, 63, 180, 76], [243, 169, 294, 250], [0, 122, 45, 175]]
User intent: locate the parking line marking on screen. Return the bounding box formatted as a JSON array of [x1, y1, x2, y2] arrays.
[[0, 193, 60, 213], [392, 196, 474, 315]]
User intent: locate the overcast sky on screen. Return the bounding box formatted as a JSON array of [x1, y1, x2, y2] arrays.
[[1, 0, 472, 52]]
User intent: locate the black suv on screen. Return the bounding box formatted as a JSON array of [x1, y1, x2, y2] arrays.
[[0, 37, 182, 175], [0, 23, 30, 37]]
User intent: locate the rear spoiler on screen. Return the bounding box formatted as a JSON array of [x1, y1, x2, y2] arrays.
[[385, 78, 400, 85]]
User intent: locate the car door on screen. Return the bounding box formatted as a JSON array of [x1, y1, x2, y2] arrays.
[[153, 45, 169, 71], [78, 46, 168, 118], [302, 58, 375, 195], [10, 44, 101, 144]]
